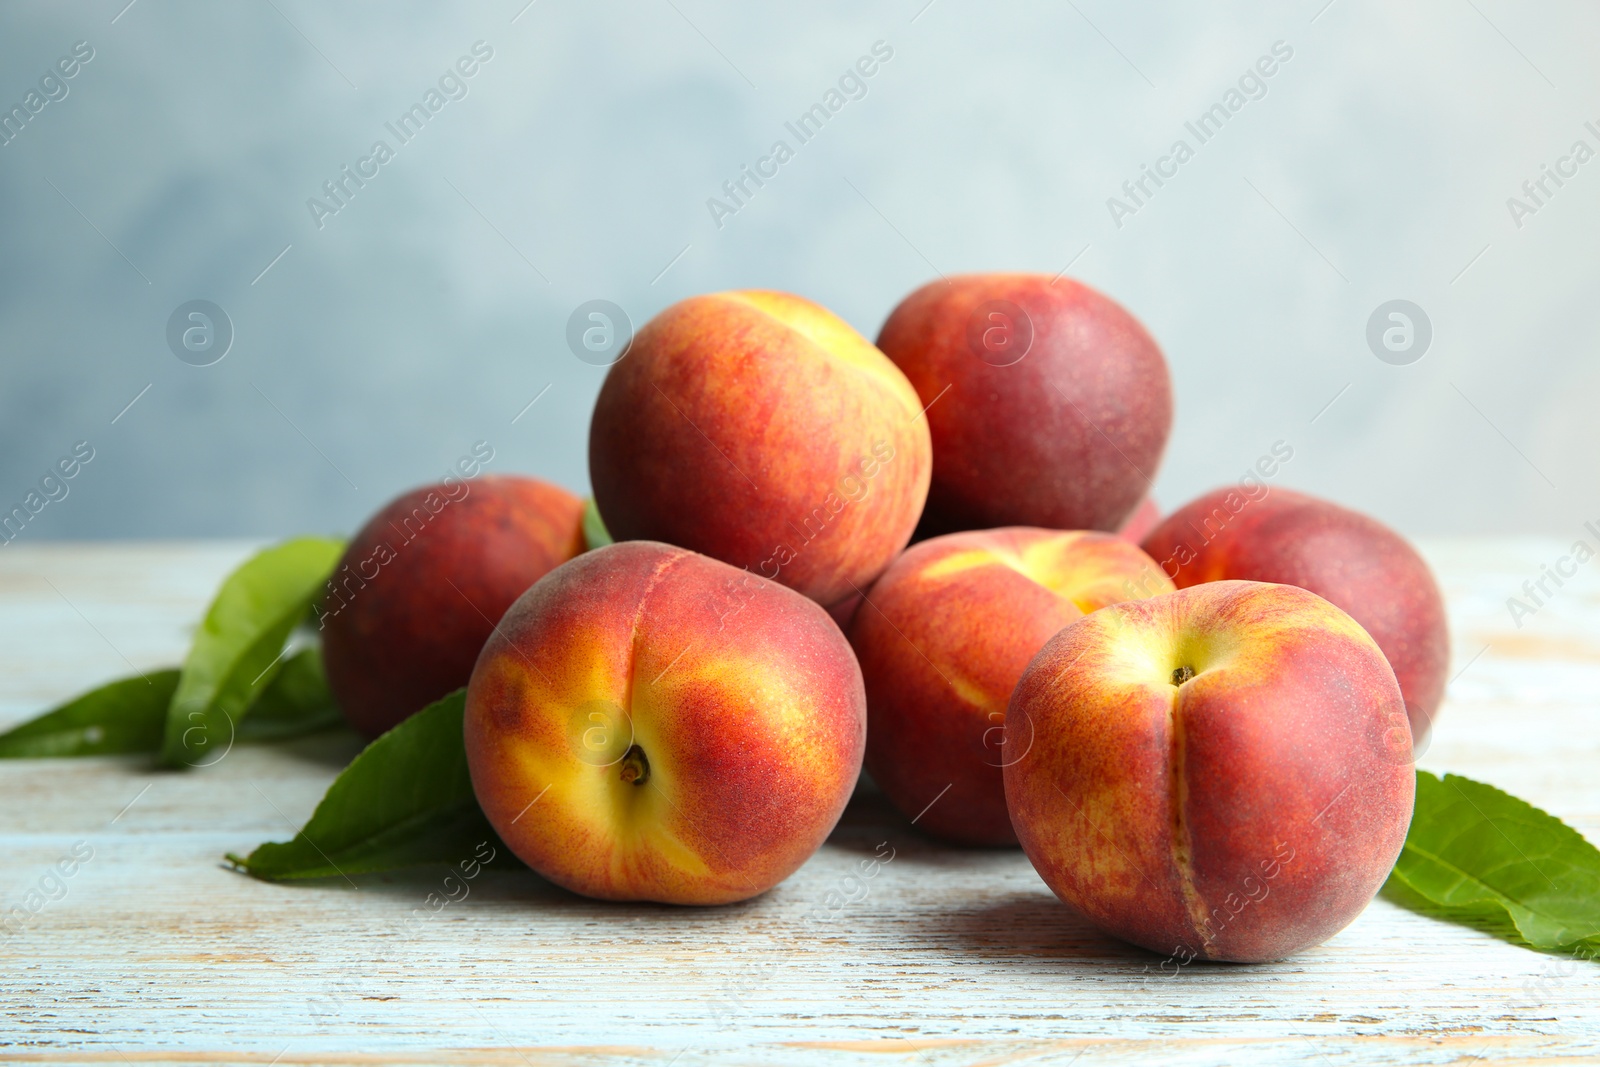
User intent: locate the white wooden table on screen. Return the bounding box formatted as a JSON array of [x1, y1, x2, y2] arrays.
[[1, 539, 1597, 1065]]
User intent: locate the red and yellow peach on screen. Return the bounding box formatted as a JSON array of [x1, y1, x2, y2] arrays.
[[588, 290, 932, 608], [464, 540, 866, 905], [1004, 580, 1416, 962]]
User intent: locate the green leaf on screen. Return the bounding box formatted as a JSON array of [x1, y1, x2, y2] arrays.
[[1383, 771, 1600, 955], [0, 670, 179, 758], [582, 496, 613, 550], [161, 537, 344, 767], [226, 689, 507, 881], [236, 647, 347, 742], [0, 646, 346, 759]]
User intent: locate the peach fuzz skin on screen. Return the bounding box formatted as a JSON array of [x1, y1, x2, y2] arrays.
[[588, 290, 932, 608], [1003, 581, 1415, 963], [849, 528, 1175, 846], [464, 541, 866, 905], [321, 475, 584, 739], [877, 274, 1172, 538], [1141, 487, 1449, 741]]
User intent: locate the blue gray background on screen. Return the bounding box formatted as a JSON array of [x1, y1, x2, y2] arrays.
[[1, 0, 1596, 541]]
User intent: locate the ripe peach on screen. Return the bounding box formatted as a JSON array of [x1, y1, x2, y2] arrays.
[[588, 290, 932, 607], [321, 475, 584, 738], [1141, 487, 1448, 740], [877, 274, 1172, 536], [1004, 581, 1415, 962], [850, 528, 1174, 845], [464, 540, 866, 905]]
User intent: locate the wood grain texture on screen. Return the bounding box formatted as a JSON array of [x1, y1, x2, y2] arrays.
[[1, 539, 1598, 1065]]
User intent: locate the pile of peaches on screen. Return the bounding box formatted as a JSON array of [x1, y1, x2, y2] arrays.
[[323, 275, 1448, 964]]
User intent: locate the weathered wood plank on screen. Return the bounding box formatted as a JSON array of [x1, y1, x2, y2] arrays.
[[1, 539, 1597, 1064]]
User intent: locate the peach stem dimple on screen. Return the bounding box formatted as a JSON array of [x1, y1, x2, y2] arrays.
[[619, 744, 651, 786], [1171, 665, 1196, 686]]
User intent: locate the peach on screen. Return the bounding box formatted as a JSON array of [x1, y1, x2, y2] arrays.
[[1004, 581, 1415, 962], [1141, 487, 1449, 740], [877, 274, 1172, 537], [321, 475, 584, 738], [588, 290, 932, 607], [849, 528, 1175, 845], [464, 540, 866, 905]]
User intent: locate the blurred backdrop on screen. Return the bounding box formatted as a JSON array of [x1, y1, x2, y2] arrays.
[[1, 0, 1596, 541]]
